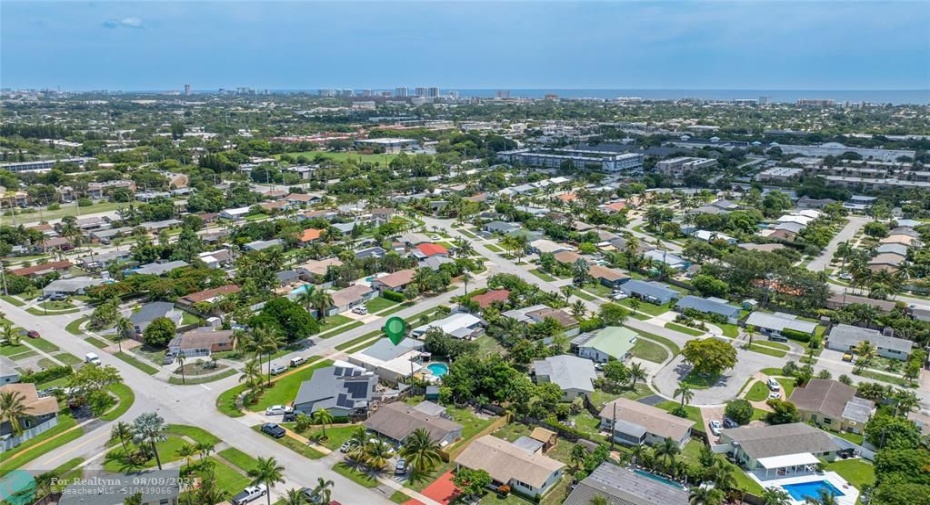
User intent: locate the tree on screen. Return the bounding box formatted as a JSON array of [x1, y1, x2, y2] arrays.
[[309, 289, 335, 322], [674, 382, 694, 414], [654, 437, 680, 470], [115, 317, 133, 353], [132, 412, 168, 470], [68, 364, 123, 415], [0, 390, 33, 436], [254, 326, 285, 386], [363, 435, 394, 470], [453, 467, 492, 498], [239, 359, 263, 391], [344, 426, 368, 464], [765, 399, 801, 425], [248, 456, 286, 505], [598, 302, 629, 326], [602, 361, 630, 385], [761, 487, 792, 505], [281, 488, 308, 505], [312, 408, 334, 439], [143, 316, 177, 347], [399, 428, 442, 474], [572, 259, 590, 286], [312, 477, 334, 505], [177, 353, 187, 384], [110, 421, 134, 454], [570, 444, 588, 471], [804, 488, 838, 505], [689, 486, 725, 505], [560, 285, 575, 304], [681, 338, 737, 377], [628, 362, 647, 388], [864, 414, 922, 450], [177, 443, 197, 472], [724, 399, 754, 426], [589, 494, 609, 505], [854, 340, 878, 368], [124, 492, 143, 505]]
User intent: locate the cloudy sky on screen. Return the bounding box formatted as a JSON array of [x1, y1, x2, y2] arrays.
[[2, 1, 928, 91]]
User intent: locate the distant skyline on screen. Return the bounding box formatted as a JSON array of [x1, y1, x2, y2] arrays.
[[2, 1, 929, 91]]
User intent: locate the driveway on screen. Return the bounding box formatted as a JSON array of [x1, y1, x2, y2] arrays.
[[653, 346, 785, 406], [806, 216, 868, 273]]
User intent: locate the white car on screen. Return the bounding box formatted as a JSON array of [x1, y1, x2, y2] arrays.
[[709, 420, 722, 436], [270, 364, 287, 375], [352, 306, 368, 315], [767, 378, 781, 391], [768, 391, 782, 400], [430, 235, 442, 241], [265, 405, 293, 416], [839, 272, 853, 280]]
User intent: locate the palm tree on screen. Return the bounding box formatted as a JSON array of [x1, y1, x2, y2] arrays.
[[310, 289, 335, 322], [745, 324, 756, 348], [589, 495, 609, 505], [115, 316, 133, 353], [296, 287, 315, 313], [110, 421, 134, 454], [0, 390, 33, 437], [196, 473, 230, 505], [674, 382, 694, 413], [654, 437, 680, 471], [460, 269, 473, 296], [761, 487, 792, 505], [312, 477, 335, 505], [629, 362, 647, 389], [132, 412, 168, 470], [254, 327, 285, 386], [805, 489, 838, 505], [560, 285, 575, 304], [177, 353, 187, 384], [363, 436, 394, 471], [239, 359, 263, 391], [196, 441, 215, 460], [570, 444, 588, 471], [854, 340, 877, 367], [345, 426, 368, 464], [399, 428, 442, 474], [570, 300, 587, 320], [628, 297, 641, 313], [312, 408, 334, 439], [281, 488, 308, 505], [689, 487, 725, 505], [707, 460, 737, 491], [177, 443, 197, 472], [247, 456, 286, 505]]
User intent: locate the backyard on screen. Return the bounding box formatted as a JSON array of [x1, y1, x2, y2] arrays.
[[246, 358, 332, 412]]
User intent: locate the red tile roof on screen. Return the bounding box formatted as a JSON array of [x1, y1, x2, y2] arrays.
[[181, 285, 241, 304], [416, 243, 448, 257], [299, 228, 323, 242], [9, 260, 72, 277], [471, 289, 511, 309]]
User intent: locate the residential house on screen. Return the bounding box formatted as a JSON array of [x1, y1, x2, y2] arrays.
[[502, 305, 580, 337], [412, 313, 484, 340], [589, 265, 630, 289], [293, 363, 379, 418], [570, 326, 638, 363], [0, 383, 59, 451], [693, 230, 737, 244], [674, 296, 742, 324], [875, 243, 909, 258], [643, 250, 689, 270], [348, 338, 425, 383], [301, 258, 343, 277], [826, 324, 912, 360], [285, 193, 321, 206], [134, 260, 189, 276], [563, 462, 688, 505], [131, 302, 183, 337], [419, 255, 454, 271], [369, 207, 394, 224], [42, 278, 108, 296], [869, 253, 905, 272], [532, 355, 596, 400], [744, 312, 818, 341], [718, 423, 840, 478], [787, 379, 874, 433], [8, 260, 72, 278], [330, 285, 377, 315], [454, 435, 565, 497], [880, 234, 918, 247], [825, 293, 897, 312], [356, 247, 387, 260], [365, 401, 463, 447], [619, 280, 681, 305], [39, 236, 70, 252], [58, 470, 180, 505], [197, 249, 234, 269], [167, 329, 235, 358], [796, 196, 836, 210], [0, 356, 20, 384], [599, 398, 695, 448], [602, 201, 629, 214], [275, 269, 302, 287], [553, 250, 585, 266], [739, 243, 787, 253], [80, 249, 131, 268], [219, 206, 251, 220], [177, 285, 241, 307], [400, 233, 431, 247], [298, 228, 323, 245], [413, 243, 449, 259], [529, 239, 571, 255], [243, 239, 284, 252], [471, 289, 511, 310], [370, 269, 416, 293], [484, 221, 523, 235]]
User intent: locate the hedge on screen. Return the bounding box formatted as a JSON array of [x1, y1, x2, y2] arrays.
[[781, 328, 812, 343], [381, 291, 405, 303], [21, 365, 73, 384]]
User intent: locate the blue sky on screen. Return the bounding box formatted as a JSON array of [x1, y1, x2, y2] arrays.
[[2, 1, 928, 91]]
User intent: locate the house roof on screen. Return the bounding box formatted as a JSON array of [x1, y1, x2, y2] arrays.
[[788, 379, 861, 420], [301, 258, 343, 276], [842, 397, 875, 425], [599, 399, 695, 441], [0, 383, 58, 417], [604, 201, 627, 212], [589, 265, 630, 283], [880, 235, 916, 246], [169, 330, 235, 351], [471, 289, 511, 309], [530, 427, 557, 444], [131, 302, 177, 325], [563, 463, 688, 505], [526, 307, 578, 327], [9, 260, 72, 277], [620, 280, 680, 301], [455, 435, 565, 489], [373, 269, 416, 289], [720, 423, 839, 460], [675, 296, 741, 318], [739, 243, 787, 253], [530, 239, 570, 254], [134, 260, 189, 276], [416, 243, 448, 257], [533, 355, 596, 393], [745, 312, 817, 335], [415, 313, 483, 338], [181, 285, 241, 304], [365, 402, 462, 443], [875, 243, 909, 257], [331, 285, 374, 308], [360, 337, 423, 362], [869, 253, 904, 267], [554, 251, 584, 264], [294, 364, 377, 414], [828, 324, 913, 354], [299, 228, 323, 242], [571, 326, 638, 359], [643, 249, 687, 266]]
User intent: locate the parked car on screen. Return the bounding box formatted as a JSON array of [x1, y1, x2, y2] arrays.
[[260, 423, 286, 439], [340, 440, 354, 453], [767, 378, 781, 391], [289, 356, 307, 367], [162, 353, 176, 365], [49, 293, 68, 301], [723, 417, 739, 429], [839, 272, 853, 280], [299, 488, 323, 503], [768, 391, 781, 400], [26, 330, 40, 339], [842, 353, 854, 362], [36, 294, 50, 301], [232, 484, 267, 505], [395, 459, 408, 475], [709, 420, 722, 436], [283, 411, 296, 422], [352, 306, 368, 315], [265, 405, 293, 416], [270, 364, 287, 375]]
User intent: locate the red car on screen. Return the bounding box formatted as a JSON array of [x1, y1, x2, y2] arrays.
[[26, 330, 40, 339]]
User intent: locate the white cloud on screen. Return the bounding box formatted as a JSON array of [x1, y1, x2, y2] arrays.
[[103, 16, 143, 29]]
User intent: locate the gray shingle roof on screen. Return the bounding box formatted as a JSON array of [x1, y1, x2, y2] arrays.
[[563, 463, 688, 505], [675, 296, 741, 318], [294, 365, 377, 414], [827, 324, 913, 354], [533, 355, 596, 393], [620, 280, 680, 301], [745, 312, 817, 335], [721, 423, 839, 460]]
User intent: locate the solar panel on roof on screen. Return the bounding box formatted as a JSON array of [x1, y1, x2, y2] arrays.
[[345, 381, 370, 398]]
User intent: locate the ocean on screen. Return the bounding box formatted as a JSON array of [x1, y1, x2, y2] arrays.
[[449, 89, 930, 105]]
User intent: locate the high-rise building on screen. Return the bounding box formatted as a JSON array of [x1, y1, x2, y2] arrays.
[[361, 89, 372, 97], [319, 89, 336, 97], [427, 87, 440, 98], [395, 87, 408, 97], [415, 87, 427, 97], [184, 84, 191, 96]]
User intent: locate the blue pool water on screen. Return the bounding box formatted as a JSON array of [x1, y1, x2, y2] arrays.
[[289, 285, 312, 296], [632, 469, 684, 489], [782, 480, 845, 502], [426, 363, 449, 377]]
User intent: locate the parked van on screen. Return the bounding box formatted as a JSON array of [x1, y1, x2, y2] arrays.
[[84, 353, 101, 365], [289, 356, 306, 367]]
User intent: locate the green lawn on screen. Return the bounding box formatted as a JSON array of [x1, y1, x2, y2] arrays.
[[618, 298, 670, 316], [27, 338, 60, 353], [529, 269, 556, 282], [636, 331, 681, 355], [203, 457, 251, 496], [218, 448, 260, 473], [181, 311, 201, 326], [0, 343, 30, 357], [247, 359, 333, 412], [365, 297, 399, 313], [573, 290, 596, 302], [279, 150, 398, 165], [334, 332, 382, 351], [484, 244, 504, 253], [479, 491, 533, 505], [630, 338, 669, 363], [100, 383, 135, 422], [390, 491, 410, 503], [682, 371, 720, 389], [311, 425, 359, 451], [404, 396, 499, 442], [721, 324, 740, 338], [857, 369, 909, 387], [54, 353, 83, 366], [655, 401, 703, 425], [318, 314, 353, 333], [745, 381, 770, 401], [832, 430, 864, 445], [104, 436, 189, 472], [776, 377, 796, 398], [85, 337, 109, 348], [474, 335, 506, 357], [318, 321, 364, 339], [65, 317, 87, 336], [379, 303, 414, 317], [332, 462, 380, 488], [250, 425, 325, 459], [664, 322, 705, 336], [826, 459, 875, 490], [761, 368, 785, 376], [0, 412, 80, 476], [0, 295, 25, 307], [720, 456, 764, 494], [114, 352, 159, 374], [746, 342, 788, 358], [166, 424, 222, 445], [169, 368, 237, 385]]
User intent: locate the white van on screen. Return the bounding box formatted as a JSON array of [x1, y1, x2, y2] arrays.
[[289, 356, 306, 368], [84, 353, 101, 365]]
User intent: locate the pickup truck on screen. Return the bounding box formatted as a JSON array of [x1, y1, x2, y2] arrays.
[[232, 484, 267, 505]]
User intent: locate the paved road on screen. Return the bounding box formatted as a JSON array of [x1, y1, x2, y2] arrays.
[[806, 216, 869, 273]]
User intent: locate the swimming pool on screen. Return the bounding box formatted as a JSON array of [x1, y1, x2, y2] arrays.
[[426, 362, 449, 378], [782, 480, 845, 502], [289, 285, 312, 296], [632, 469, 685, 489]]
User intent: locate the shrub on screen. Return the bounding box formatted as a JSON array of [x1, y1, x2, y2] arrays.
[[21, 365, 73, 384], [579, 317, 605, 333], [48, 203, 61, 211], [781, 328, 812, 343], [725, 399, 754, 425], [77, 197, 92, 207], [381, 291, 405, 303]]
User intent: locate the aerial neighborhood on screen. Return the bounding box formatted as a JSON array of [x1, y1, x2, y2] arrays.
[[1, 83, 929, 505]]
